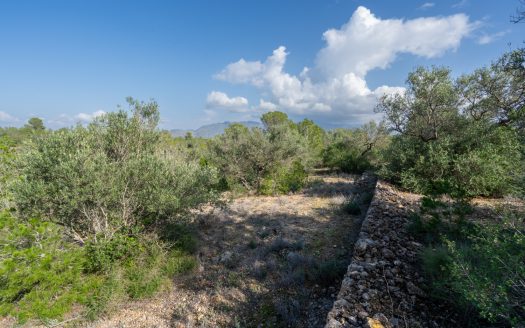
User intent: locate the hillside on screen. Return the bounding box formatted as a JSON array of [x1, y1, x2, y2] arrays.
[[170, 121, 263, 138]]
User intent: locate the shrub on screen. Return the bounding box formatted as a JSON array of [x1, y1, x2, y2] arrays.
[[311, 259, 347, 287], [0, 211, 88, 322], [342, 197, 361, 215], [210, 112, 313, 195], [0, 210, 197, 323], [260, 161, 308, 195], [84, 234, 140, 273], [377, 58, 524, 199], [322, 122, 389, 174], [11, 98, 218, 242], [274, 297, 301, 326], [411, 197, 525, 326], [445, 217, 525, 325]]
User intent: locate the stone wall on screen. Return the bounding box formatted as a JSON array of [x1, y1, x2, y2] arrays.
[[325, 181, 430, 328]]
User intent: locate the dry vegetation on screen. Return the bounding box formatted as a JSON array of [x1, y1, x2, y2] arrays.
[[79, 173, 375, 328]]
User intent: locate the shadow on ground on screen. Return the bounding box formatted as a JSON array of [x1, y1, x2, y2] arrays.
[[168, 173, 377, 328]]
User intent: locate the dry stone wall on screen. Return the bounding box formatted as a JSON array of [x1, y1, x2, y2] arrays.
[[325, 181, 434, 328]]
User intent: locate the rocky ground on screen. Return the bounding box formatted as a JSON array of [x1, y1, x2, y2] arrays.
[[83, 173, 377, 328], [325, 182, 524, 328], [325, 181, 427, 328], [4, 174, 518, 328]]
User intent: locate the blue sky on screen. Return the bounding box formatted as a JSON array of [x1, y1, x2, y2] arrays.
[[0, 0, 523, 130]]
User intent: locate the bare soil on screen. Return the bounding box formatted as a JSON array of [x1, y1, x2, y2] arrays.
[[86, 173, 376, 328]]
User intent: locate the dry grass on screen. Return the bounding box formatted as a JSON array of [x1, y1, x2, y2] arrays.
[[83, 173, 373, 328]]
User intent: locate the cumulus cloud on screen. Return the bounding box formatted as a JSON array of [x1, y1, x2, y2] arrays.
[[0, 111, 19, 123], [206, 91, 249, 112], [75, 110, 106, 122], [477, 30, 510, 45], [213, 6, 477, 126], [44, 110, 107, 128], [258, 99, 278, 111]]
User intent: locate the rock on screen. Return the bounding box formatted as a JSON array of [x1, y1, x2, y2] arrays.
[[373, 313, 391, 327], [333, 298, 350, 309], [358, 311, 370, 320], [219, 251, 233, 263], [366, 317, 385, 328], [324, 181, 436, 328], [406, 281, 425, 297], [382, 248, 395, 259], [355, 239, 371, 255], [325, 318, 343, 328]]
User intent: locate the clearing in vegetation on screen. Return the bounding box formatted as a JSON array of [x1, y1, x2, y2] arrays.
[[86, 173, 376, 328]]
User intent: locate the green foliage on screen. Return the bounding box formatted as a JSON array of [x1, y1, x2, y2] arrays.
[[260, 161, 308, 195], [0, 136, 15, 208], [411, 198, 525, 326], [323, 121, 389, 174], [378, 56, 524, 199], [342, 198, 361, 215], [0, 211, 88, 322], [297, 118, 326, 167], [445, 217, 525, 325], [84, 234, 140, 273], [11, 98, 218, 241], [0, 117, 47, 146], [211, 112, 312, 195], [25, 117, 45, 131], [0, 211, 196, 323], [420, 196, 446, 210]]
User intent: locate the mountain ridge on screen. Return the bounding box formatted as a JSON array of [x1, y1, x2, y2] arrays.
[[170, 121, 262, 138]]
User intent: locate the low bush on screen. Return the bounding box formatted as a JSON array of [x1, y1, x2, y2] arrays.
[[342, 197, 361, 215], [84, 234, 141, 273], [322, 122, 389, 174], [260, 161, 308, 195], [0, 211, 196, 324], [411, 199, 525, 326], [445, 217, 525, 325], [11, 99, 219, 243], [0, 211, 89, 322], [311, 259, 347, 287]]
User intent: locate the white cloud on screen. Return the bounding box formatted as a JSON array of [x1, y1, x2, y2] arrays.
[[206, 91, 249, 112], [45, 110, 106, 128], [0, 111, 19, 123], [258, 99, 278, 111], [477, 30, 510, 45], [316, 7, 474, 78], [75, 110, 106, 122], [419, 2, 435, 9], [452, 0, 468, 8], [213, 6, 477, 126]]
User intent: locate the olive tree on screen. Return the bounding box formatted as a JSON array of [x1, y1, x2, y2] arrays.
[[377, 63, 523, 198], [323, 122, 389, 174], [211, 112, 309, 194], [12, 98, 218, 243]]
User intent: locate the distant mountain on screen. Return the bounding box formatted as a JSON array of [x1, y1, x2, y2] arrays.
[[170, 121, 262, 138]]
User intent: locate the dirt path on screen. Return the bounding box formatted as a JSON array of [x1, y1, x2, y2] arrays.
[[89, 173, 376, 328]]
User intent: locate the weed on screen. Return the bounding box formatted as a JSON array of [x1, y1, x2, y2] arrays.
[[286, 252, 314, 270], [310, 259, 347, 287], [252, 260, 268, 280], [421, 196, 446, 210], [269, 237, 292, 253], [342, 198, 361, 215], [280, 267, 306, 287]]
